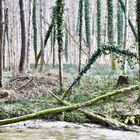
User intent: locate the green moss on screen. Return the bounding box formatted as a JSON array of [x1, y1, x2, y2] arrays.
[[64, 111, 90, 123]]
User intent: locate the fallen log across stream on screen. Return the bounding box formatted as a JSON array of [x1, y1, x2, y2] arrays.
[[0, 85, 139, 132], [48, 90, 139, 132]]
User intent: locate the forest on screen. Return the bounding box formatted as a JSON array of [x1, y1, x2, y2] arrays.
[[0, 0, 140, 139]]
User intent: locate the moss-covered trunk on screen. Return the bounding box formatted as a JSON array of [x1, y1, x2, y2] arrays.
[[56, 0, 64, 93]]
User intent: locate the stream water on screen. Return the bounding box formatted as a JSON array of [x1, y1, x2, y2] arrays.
[[0, 120, 140, 140]]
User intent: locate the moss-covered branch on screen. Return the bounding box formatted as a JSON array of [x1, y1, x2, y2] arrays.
[[0, 85, 137, 126], [82, 110, 138, 132], [61, 48, 102, 99], [61, 45, 137, 99]]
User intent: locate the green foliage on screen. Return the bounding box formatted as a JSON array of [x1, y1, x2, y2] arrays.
[[101, 44, 138, 69]]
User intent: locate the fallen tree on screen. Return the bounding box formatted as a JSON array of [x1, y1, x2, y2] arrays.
[[49, 90, 139, 132], [0, 85, 138, 127]]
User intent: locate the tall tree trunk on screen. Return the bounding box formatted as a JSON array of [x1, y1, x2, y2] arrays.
[[97, 0, 101, 48], [84, 0, 91, 58], [26, 0, 32, 71], [56, 0, 64, 93], [137, 0, 140, 101], [3, 8, 10, 68], [39, 0, 44, 72], [117, 0, 123, 46], [107, 0, 115, 70], [4, 8, 10, 71], [122, 0, 128, 74], [0, 0, 4, 87], [78, 0, 83, 76], [52, 26, 56, 68], [19, 0, 26, 72], [64, 26, 68, 63], [2, 1, 5, 69], [33, 0, 38, 68]]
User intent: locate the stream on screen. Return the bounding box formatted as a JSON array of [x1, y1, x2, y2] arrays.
[[0, 120, 140, 140]]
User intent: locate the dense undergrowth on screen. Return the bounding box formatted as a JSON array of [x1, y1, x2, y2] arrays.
[[0, 64, 139, 126]]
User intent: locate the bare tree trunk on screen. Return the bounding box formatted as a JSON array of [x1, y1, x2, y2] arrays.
[[4, 8, 10, 71], [137, 0, 140, 101], [33, 0, 38, 68], [51, 26, 56, 67], [107, 0, 115, 70], [0, 0, 4, 88], [19, 0, 26, 72], [26, 0, 32, 71], [122, 0, 128, 74], [97, 0, 101, 48], [2, 2, 5, 70], [39, 0, 44, 72], [78, 0, 83, 83]]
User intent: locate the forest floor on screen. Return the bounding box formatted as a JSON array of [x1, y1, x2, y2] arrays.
[[0, 64, 140, 126]]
